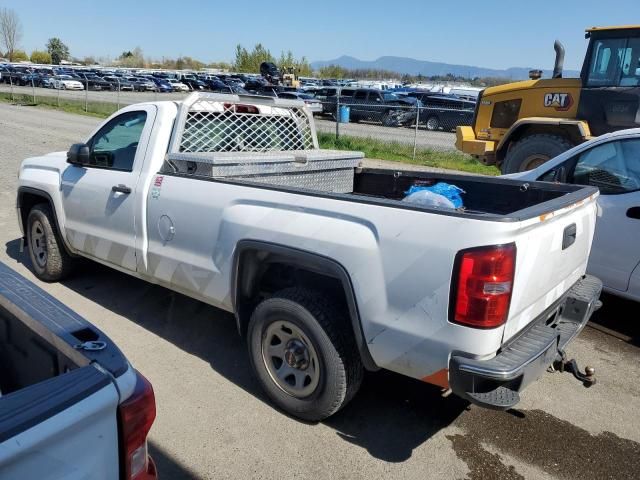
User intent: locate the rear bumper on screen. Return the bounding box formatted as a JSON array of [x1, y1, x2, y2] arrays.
[[449, 275, 602, 409]]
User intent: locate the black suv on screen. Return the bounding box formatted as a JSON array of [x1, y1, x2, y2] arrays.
[[407, 92, 476, 131], [326, 88, 418, 126]]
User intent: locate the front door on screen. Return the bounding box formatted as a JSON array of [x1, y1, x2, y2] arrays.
[[562, 138, 640, 292], [60, 107, 156, 271], [578, 36, 640, 136]]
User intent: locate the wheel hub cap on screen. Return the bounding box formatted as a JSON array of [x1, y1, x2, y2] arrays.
[[262, 320, 320, 398], [30, 220, 48, 268], [284, 339, 310, 370]]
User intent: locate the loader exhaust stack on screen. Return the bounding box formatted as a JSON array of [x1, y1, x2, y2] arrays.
[[553, 40, 565, 78]]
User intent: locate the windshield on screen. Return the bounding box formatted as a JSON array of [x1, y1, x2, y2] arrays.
[[383, 93, 400, 101]]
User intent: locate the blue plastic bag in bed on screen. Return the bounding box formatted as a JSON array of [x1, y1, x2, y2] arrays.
[[405, 182, 465, 209]]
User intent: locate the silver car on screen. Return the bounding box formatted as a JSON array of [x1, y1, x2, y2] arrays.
[[507, 128, 640, 302]]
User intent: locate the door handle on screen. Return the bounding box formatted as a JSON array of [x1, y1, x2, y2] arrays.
[[112, 184, 132, 194], [626, 207, 640, 219]]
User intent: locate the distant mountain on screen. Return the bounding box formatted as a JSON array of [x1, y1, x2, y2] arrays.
[[310, 55, 580, 80]]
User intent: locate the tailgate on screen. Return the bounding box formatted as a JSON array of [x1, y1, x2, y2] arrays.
[[503, 192, 599, 342], [0, 367, 121, 480]]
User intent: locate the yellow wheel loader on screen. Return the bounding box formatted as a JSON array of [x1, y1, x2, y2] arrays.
[[456, 26, 640, 173]]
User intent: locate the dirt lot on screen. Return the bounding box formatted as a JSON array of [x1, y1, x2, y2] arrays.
[[1, 103, 639, 479]]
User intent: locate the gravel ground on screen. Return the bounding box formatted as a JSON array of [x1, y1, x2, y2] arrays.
[[0, 83, 457, 150], [1, 103, 639, 480]]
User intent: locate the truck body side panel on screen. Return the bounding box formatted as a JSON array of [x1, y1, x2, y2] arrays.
[[144, 174, 596, 380]]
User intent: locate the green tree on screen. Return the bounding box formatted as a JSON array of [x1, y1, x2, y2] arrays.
[[116, 47, 145, 68], [234, 43, 275, 73], [46, 37, 70, 65], [11, 49, 27, 61], [30, 50, 51, 64]]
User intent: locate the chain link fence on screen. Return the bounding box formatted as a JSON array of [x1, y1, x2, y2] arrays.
[[0, 73, 467, 156], [0, 74, 186, 117]]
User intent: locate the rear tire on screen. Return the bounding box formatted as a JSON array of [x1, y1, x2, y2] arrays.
[[26, 204, 74, 282], [247, 288, 363, 421], [425, 115, 440, 131], [501, 134, 573, 174]]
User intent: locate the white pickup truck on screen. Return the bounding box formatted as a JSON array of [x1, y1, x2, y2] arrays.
[[17, 93, 603, 421], [0, 262, 157, 479]]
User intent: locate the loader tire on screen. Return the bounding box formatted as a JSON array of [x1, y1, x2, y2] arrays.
[[501, 134, 574, 174]]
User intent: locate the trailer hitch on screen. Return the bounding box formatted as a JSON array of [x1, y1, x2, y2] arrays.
[[550, 351, 596, 387]]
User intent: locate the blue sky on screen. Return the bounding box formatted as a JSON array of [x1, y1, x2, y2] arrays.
[[3, 0, 639, 70]]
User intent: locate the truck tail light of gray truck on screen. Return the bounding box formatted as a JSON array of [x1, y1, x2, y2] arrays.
[[0, 262, 157, 479], [16, 94, 604, 419]]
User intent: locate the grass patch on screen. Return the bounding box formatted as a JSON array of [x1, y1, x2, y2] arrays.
[[0, 92, 118, 118], [318, 132, 498, 175], [0, 92, 497, 175]]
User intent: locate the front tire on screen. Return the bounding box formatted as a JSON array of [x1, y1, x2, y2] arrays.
[[248, 288, 363, 421], [26, 204, 74, 282], [501, 134, 574, 173]]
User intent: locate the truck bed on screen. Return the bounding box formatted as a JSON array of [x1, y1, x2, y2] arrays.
[[351, 168, 593, 220], [162, 165, 596, 222], [0, 262, 127, 440]]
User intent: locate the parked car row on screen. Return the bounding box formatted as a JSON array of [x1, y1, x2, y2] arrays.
[[0, 65, 254, 94], [1, 63, 475, 130]]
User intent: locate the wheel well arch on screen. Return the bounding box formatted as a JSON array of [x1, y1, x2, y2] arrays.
[[496, 120, 588, 164], [231, 240, 377, 371], [17, 187, 71, 253]]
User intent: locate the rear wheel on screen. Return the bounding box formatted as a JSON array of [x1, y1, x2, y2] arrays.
[[425, 115, 440, 131], [26, 204, 74, 282], [501, 134, 574, 174], [247, 288, 363, 421]]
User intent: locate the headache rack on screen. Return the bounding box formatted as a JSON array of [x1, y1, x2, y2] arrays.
[[162, 93, 363, 193]]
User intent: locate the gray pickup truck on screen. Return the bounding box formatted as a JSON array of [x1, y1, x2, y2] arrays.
[[0, 262, 157, 480]]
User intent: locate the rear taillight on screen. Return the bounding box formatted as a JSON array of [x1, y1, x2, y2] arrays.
[[451, 244, 516, 329], [119, 371, 156, 480]]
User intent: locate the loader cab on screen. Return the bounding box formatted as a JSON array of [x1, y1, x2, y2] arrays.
[[578, 26, 640, 136]]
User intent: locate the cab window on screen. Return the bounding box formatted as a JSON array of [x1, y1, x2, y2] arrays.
[[570, 139, 640, 194], [88, 111, 147, 171], [586, 37, 640, 87]]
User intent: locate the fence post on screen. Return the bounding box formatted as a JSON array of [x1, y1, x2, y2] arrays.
[[9, 75, 14, 102], [31, 77, 36, 104], [413, 102, 420, 160], [335, 91, 340, 140], [57, 81, 60, 107], [84, 74, 88, 112], [116, 78, 121, 110]]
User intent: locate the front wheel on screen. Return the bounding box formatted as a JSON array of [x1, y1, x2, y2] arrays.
[[26, 204, 74, 282], [501, 134, 574, 174], [381, 110, 401, 127], [248, 288, 363, 421]]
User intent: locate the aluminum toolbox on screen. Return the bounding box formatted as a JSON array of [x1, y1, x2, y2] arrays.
[[161, 93, 364, 193]]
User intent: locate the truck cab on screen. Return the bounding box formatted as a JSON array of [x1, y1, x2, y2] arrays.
[[456, 25, 640, 173]]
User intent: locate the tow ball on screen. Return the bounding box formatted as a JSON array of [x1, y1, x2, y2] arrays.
[[549, 352, 596, 387]]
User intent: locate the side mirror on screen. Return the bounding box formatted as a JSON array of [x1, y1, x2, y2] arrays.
[[67, 143, 90, 165]]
